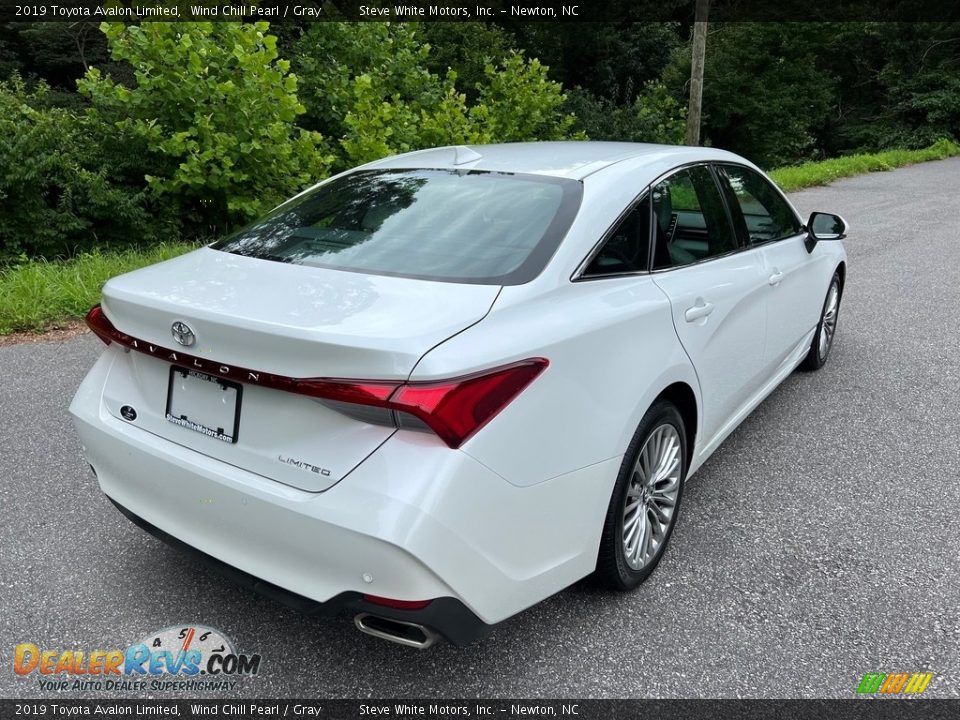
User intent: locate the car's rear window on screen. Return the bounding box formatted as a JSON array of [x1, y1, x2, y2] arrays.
[[212, 169, 582, 285]]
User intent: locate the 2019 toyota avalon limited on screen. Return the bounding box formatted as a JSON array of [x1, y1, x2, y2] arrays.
[[71, 142, 847, 648]]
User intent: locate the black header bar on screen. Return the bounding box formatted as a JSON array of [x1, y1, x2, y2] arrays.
[[2, 0, 959, 23]]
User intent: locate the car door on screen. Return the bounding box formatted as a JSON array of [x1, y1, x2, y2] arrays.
[[649, 165, 769, 447], [715, 164, 824, 372]]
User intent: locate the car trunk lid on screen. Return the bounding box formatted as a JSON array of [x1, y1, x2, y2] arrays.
[[96, 248, 500, 491]]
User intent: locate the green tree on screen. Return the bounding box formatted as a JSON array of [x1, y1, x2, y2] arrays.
[[79, 21, 332, 236], [293, 23, 443, 152], [566, 82, 686, 144], [506, 22, 682, 104], [421, 22, 515, 101], [0, 22, 128, 110], [675, 22, 960, 164], [472, 54, 577, 142], [0, 25, 23, 80], [505, 22, 685, 145], [664, 23, 835, 166], [0, 22, 116, 87], [846, 23, 960, 151]]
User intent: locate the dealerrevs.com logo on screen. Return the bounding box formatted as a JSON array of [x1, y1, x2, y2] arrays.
[[14, 625, 261, 692]]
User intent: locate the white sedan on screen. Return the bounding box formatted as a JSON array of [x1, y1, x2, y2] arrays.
[[71, 142, 847, 648]]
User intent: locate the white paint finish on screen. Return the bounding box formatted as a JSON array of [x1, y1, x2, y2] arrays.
[[364, 141, 720, 180], [414, 275, 698, 486], [692, 327, 818, 469], [102, 247, 501, 379], [71, 371, 618, 623], [761, 236, 841, 371], [651, 249, 770, 447], [101, 347, 395, 491], [70, 142, 848, 635]]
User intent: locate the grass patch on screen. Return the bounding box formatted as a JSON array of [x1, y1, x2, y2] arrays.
[[769, 138, 960, 192], [2, 138, 959, 337], [0, 242, 198, 335]]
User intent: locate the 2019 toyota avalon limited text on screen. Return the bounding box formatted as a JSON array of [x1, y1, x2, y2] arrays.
[[71, 142, 847, 648]]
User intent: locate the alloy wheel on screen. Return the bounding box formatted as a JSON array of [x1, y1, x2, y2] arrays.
[[819, 281, 840, 361], [622, 424, 682, 570]]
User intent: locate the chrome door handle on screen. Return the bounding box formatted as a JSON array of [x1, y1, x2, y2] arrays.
[[768, 270, 784, 286], [684, 299, 714, 322]]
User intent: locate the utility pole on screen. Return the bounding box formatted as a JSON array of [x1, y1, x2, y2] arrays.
[[685, 0, 710, 146]]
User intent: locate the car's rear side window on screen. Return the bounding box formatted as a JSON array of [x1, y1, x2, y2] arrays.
[[582, 195, 651, 277], [212, 169, 582, 285]]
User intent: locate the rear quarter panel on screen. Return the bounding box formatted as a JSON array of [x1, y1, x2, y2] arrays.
[[409, 276, 699, 487]]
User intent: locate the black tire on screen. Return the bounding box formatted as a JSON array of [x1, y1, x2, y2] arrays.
[[595, 399, 688, 591], [800, 271, 842, 371]]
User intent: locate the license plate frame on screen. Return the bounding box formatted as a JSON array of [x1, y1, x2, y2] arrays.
[[165, 366, 242, 444]]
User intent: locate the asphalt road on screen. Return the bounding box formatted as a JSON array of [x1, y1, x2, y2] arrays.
[[2, 159, 959, 700]]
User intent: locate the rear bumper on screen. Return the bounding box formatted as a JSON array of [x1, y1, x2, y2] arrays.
[[70, 350, 617, 640], [108, 497, 489, 645]]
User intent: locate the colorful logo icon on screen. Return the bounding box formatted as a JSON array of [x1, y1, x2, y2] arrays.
[[856, 672, 934, 695]]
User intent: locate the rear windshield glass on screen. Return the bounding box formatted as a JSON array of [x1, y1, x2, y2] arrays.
[[212, 169, 582, 285]]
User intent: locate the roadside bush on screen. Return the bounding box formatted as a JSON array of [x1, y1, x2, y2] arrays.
[[340, 52, 578, 167], [0, 75, 155, 261], [471, 53, 578, 143], [79, 22, 333, 237], [294, 23, 579, 170]]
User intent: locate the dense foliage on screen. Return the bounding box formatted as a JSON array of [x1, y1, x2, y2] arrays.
[[0, 19, 958, 261], [659, 22, 960, 166], [0, 21, 579, 259], [290, 21, 578, 153], [78, 22, 332, 235], [0, 75, 154, 258], [293, 23, 576, 170]]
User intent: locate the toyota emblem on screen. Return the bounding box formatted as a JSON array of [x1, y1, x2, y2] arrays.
[[171, 321, 196, 347]]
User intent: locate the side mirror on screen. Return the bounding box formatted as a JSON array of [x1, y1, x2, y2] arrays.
[[807, 212, 848, 241]]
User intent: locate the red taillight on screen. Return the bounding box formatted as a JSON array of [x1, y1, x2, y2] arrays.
[[388, 359, 548, 448], [83, 303, 547, 449], [301, 360, 549, 448], [362, 594, 433, 610], [86, 304, 120, 345], [295, 379, 399, 404]]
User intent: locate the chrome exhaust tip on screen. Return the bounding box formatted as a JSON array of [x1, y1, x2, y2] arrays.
[[354, 613, 441, 650]]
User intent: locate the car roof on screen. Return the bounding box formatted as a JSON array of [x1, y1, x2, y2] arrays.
[[364, 141, 749, 181]]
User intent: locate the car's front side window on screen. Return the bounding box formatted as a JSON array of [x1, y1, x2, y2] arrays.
[[718, 165, 801, 245], [651, 166, 738, 270]]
